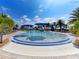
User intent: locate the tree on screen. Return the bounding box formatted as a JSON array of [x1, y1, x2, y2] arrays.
[[0, 14, 15, 43], [57, 19, 64, 31], [0, 14, 14, 32], [69, 7, 79, 24]]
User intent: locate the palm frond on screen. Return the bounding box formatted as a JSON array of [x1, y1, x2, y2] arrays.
[[69, 7, 79, 23]]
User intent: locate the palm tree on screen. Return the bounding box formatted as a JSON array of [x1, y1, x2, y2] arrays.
[[53, 22, 57, 30], [57, 19, 64, 31], [69, 7, 79, 24]]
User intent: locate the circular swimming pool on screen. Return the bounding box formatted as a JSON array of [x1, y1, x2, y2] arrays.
[[12, 30, 72, 46]]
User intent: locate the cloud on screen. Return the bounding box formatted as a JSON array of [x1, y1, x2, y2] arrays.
[[43, 0, 70, 6], [39, 4, 44, 9], [33, 14, 70, 24], [0, 6, 10, 13], [42, 18, 54, 23], [21, 15, 30, 22], [20, 0, 79, 7], [17, 15, 69, 25], [43, 0, 79, 7], [20, 15, 32, 25], [34, 16, 41, 23], [54, 13, 70, 24], [38, 4, 45, 13], [38, 0, 79, 13], [6, 14, 12, 18], [33, 16, 58, 23], [39, 9, 44, 12]]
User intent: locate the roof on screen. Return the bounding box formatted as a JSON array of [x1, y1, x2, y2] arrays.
[[21, 24, 33, 27], [35, 23, 49, 25]]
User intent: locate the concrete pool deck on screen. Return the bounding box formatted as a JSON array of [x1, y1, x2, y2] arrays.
[[0, 31, 79, 59]]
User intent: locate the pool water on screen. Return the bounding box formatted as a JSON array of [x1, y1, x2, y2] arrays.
[[12, 30, 72, 46]]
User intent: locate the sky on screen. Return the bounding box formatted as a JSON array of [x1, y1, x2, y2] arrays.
[[0, 0, 79, 24]]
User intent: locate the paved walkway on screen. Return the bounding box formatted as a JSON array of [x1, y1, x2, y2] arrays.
[[0, 42, 79, 59], [0, 31, 79, 59]]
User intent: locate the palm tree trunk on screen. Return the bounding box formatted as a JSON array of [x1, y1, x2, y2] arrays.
[[60, 26, 62, 31], [0, 34, 3, 43]]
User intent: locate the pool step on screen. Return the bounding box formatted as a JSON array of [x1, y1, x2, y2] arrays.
[[12, 38, 72, 46]]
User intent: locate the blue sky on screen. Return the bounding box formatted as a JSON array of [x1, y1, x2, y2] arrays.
[[0, 0, 79, 24]]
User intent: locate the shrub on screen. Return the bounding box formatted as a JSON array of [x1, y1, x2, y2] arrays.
[[20, 26, 33, 30], [70, 21, 79, 36]]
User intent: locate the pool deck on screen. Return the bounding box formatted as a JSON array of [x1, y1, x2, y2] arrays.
[[0, 31, 79, 59]]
